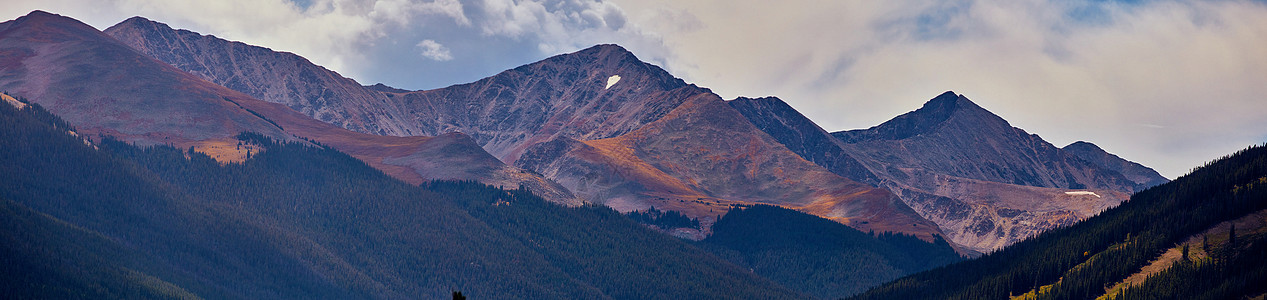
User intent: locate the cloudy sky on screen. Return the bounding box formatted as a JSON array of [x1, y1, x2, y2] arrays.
[[2, 0, 1265, 178]]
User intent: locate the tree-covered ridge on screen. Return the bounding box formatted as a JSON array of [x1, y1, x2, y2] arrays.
[[627, 206, 701, 230], [1110, 215, 1267, 300], [0, 97, 798, 299], [700, 204, 962, 299], [853, 143, 1267, 300]]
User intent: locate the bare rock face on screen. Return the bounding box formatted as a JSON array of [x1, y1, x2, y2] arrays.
[[833, 91, 1141, 192], [1063, 141, 1169, 189], [106, 18, 709, 165], [103, 17, 417, 136], [1, 11, 577, 205], [732, 92, 1164, 252], [728, 97, 879, 184], [394, 44, 711, 162], [103, 23, 708, 202], [518, 93, 944, 239], [866, 169, 1128, 251]]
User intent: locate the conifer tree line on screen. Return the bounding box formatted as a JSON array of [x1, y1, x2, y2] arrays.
[[627, 206, 701, 230], [0, 97, 800, 299], [852, 142, 1267, 300]]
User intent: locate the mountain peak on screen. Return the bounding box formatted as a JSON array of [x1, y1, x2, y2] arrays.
[[10, 10, 82, 28], [914, 91, 966, 121], [578, 43, 636, 59], [110, 16, 172, 32], [1, 10, 100, 38], [105, 15, 180, 38], [930, 90, 961, 103], [117, 15, 155, 25], [836, 91, 1003, 143], [1063, 141, 1170, 189], [365, 83, 410, 93], [1065, 141, 1102, 151], [18, 10, 63, 21], [490, 43, 689, 95]]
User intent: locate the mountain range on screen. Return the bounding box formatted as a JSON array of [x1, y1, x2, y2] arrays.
[[0, 10, 1222, 299], [101, 14, 946, 240], [0, 10, 578, 205], [732, 92, 1167, 251], [11, 10, 1169, 251]]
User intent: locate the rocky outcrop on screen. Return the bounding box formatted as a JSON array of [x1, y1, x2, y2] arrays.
[[732, 92, 1164, 252]]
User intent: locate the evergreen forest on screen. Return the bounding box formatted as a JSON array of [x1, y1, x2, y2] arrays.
[[852, 142, 1267, 300], [0, 98, 799, 299]]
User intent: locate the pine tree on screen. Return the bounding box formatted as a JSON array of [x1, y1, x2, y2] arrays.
[[1229, 224, 1237, 248], [1203, 234, 1209, 253]]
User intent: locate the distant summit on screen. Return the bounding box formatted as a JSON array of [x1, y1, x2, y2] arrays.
[[104, 16, 419, 136], [2, 10, 578, 205], [1064, 141, 1169, 188], [834, 91, 1009, 143], [364, 83, 410, 93], [832, 92, 1137, 191], [733, 91, 1165, 252]]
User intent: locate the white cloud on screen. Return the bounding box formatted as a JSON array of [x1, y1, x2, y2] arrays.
[[417, 39, 454, 61], [0, 0, 657, 86], [471, 0, 638, 54], [612, 0, 1267, 178]]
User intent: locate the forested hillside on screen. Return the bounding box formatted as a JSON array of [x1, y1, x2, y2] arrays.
[[699, 205, 962, 298], [853, 142, 1267, 300], [0, 97, 798, 299]]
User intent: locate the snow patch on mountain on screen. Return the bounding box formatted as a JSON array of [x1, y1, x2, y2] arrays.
[[1065, 191, 1101, 197], [606, 75, 620, 89]]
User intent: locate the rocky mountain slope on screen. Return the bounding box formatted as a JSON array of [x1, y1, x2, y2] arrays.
[[0, 11, 289, 147], [1063, 140, 1170, 188], [731, 92, 1165, 252], [389, 44, 711, 163], [106, 18, 710, 164], [833, 92, 1145, 192], [99, 13, 1169, 250], [728, 97, 879, 184], [852, 143, 1267, 300], [517, 93, 943, 239], [104, 17, 416, 136], [105, 18, 943, 239], [0, 11, 575, 204]]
